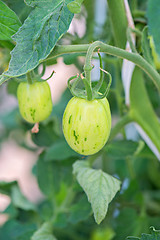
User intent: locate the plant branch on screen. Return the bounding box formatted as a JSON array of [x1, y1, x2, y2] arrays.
[[46, 42, 160, 93]]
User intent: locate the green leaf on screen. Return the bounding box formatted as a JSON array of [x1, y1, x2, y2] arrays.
[[144, 227, 160, 239], [0, 75, 11, 85], [73, 160, 121, 224], [67, 0, 84, 14], [130, 67, 160, 158], [3, 0, 74, 78], [104, 140, 138, 160], [53, 213, 68, 228], [38, 201, 54, 222], [0, 1, 21, 41], [37, 153, 74, 198], [0, 180, 17, 195], [0, 107, 22, 130], [126, 227, 160, 240], [31, 222, 57, 240], [11, 185, 36, 211], [63, 53, 80, 65], [37, 153, 58, 197], [148, 157, 160, 188], [44, 139, 79, 161], [0, 181, 36, 211], [141, 27, 154, 67], [55, 182, 68, 206], [31, 117, 60, 147], [147, 0, 160, 59], [52, 88, 72, 119], [115, 207, 149, 240], [7, 78, 19, 96], [4, 0, 31, 23], [15, 224, 37, 240], [3, 203, 18, 219], [127, 238, 140, 240], [0, 40, 14, 49], [0, 220, 36, 240], [68, 195, 91, 224]]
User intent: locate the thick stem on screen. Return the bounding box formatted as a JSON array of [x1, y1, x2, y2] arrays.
[[81, 75, 92, 100], [46, 42, 160, 93], [26, 72, 33, 84], [107, 0, 127, 49], [83, 0, 95, 42], [84, 42, 103, 100]]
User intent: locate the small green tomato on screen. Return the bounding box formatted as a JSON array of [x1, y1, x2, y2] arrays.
[[62, 97, 111, 155], [17, 81, 52, 123]]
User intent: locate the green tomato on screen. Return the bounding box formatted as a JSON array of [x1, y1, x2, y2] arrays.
[[17, 81, 52, 123], [91, 227, 115, 240], [62, 97, 111, 155]]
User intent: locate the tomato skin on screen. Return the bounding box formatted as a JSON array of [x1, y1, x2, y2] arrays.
[[62, 97, 111, 155], [17, 81, 52, 123]]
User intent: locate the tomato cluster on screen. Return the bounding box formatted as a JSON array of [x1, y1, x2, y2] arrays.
[[17, 75, 111, 155]]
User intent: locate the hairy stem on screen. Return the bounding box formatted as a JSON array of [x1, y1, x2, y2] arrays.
[[47, 42, 160, 92]]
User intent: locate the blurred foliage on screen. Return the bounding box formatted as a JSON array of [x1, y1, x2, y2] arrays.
[[0, 0, 160, 239]]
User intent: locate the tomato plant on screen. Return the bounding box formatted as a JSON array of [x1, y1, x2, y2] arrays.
[[0, 0, 160, 240], [17, 81, 52, 123], [63, 97, 111, 155]]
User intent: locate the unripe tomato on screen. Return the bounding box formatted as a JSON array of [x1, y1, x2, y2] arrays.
[[17, 81, 52, 123], [62, 97, 111, 155], [91, 227, 115, 240]]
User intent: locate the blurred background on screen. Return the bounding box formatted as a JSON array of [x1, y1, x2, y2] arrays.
[[0, 14, 85, 225], [1, 1, 160, 239], [0, 0, 109, 225]]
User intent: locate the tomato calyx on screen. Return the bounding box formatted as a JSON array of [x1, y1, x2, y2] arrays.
[[12, 63, 55, 85], [67, 42, 112, 101], [68, 54, 112, 100], [26, 63, 55, 85]]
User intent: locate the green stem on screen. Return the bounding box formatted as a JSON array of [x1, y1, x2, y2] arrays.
[[114, 60, 124, 116], [109, 113, 132, 142], [107, 0, 127, 49], [131, 0, 138, 11], [84, 41, 100, 80], [82, 77, 92, 100], [51, 187, 75, 225], [47, 42, 160, 92], [83, 0, 95, 42], [84, 42, 102, 100], [125, 156, 136, 179], [26, 71, 33, 84], [127, 28, 137, 53]]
